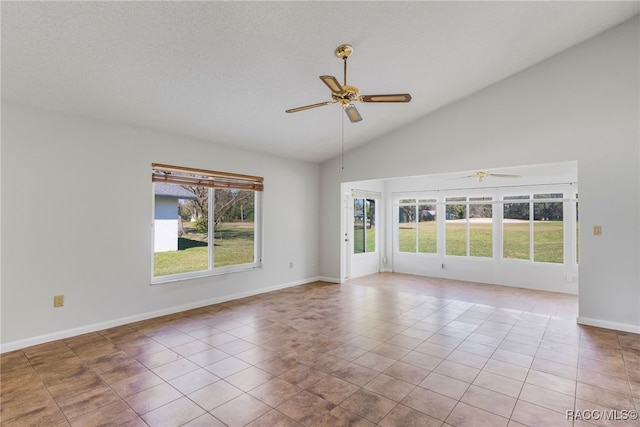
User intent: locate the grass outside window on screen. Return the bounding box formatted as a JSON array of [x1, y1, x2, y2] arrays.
[[353, 224, 376, 253], [398, 220, 564, 263], [154, 221, 255, 277]]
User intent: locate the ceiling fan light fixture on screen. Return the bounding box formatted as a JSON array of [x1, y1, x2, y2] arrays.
[[343, 104, 362, 123]]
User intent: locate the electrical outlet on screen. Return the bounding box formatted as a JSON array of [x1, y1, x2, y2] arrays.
[[593, 225, 602, 236], [289, 262, 293, 269], [53, 295, 64, 308]]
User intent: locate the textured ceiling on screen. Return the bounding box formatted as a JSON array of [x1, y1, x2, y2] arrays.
[[2, 2, 638, 164]]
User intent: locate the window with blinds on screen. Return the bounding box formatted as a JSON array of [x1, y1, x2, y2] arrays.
[[151, 163, 263, 282]]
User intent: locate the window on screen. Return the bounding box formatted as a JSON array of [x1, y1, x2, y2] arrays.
[[469, 197, 493, 257], [445, 197, 468, 256], [418, 199, 437, 253], [444, 196, 493, 258], [398, 199, 417, 252], [502, 193, 564, 264], [152, 163, 263, 282], [398, 198, 437, 253], [533, 193, 563, 263], [354, 198, 375, 253], [503, 195, 530, 260], [395, 185, 575, 268]]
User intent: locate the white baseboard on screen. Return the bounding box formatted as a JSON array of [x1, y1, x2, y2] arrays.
[[0, 277, 322, 353], [12, 279, 636, 353], [577, 316, 640, 334], [316, 276, 341, 284]]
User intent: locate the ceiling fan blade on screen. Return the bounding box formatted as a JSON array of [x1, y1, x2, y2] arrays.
[[360, 94, 412, 103], [320, 75, 345, 95], [488, 173, 521, 178], [344, 104, 362, 123], [286, 101, 336, 113]]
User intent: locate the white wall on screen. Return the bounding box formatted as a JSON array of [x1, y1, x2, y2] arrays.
[[1, 102, 321, 350], [320, 17, 639, 332]]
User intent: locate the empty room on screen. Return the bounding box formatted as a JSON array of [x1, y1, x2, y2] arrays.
[[1, 2, 639, 426]]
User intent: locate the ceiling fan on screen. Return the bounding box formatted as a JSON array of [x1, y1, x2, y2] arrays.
[[458, 170, 521, 182], [286, 44, 412, 123]]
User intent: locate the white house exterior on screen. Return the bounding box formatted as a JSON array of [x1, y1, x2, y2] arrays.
[[154, 184, 197, 252]]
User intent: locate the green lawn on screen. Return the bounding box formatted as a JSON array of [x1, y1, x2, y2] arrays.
[[399, 221, 564, 263], [154, 222, 255, 277], [399, 223, 418, 252], [503, 222, 530, 260], [354, 223, 376, 253], [533, 221, 564, 263], [156, 219, 566, 277], [399, 222, 437, 253]]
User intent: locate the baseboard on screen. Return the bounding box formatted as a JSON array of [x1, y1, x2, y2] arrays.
[[0, 277, 321, 353], [316, 276, 341, 284], [577, 316, 640, 334]]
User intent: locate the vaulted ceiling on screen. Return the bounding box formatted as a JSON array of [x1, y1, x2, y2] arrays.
[[2, 2, 638, 164]]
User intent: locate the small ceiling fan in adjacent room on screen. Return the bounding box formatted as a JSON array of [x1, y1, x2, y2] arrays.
[[286, 44, 412, 123], [457, 170, 521, 182]]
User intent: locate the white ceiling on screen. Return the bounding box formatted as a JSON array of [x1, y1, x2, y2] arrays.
[[2, 2, 638, 164]]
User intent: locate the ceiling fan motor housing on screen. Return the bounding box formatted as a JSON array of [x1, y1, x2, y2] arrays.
[[333, 85, 360, 104]]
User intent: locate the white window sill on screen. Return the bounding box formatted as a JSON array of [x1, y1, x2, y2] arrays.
[[151, 263, 262, 285]]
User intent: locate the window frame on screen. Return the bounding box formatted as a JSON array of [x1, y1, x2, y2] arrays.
[[394, 184, 577, 266], [353, 197, 377, 254], [151, 164, 263, 284], [502, 191, 568, 264], [444, 195, 494, 258], [397, 196, 439, 255]]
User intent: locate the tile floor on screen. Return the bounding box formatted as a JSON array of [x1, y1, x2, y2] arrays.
[[1, 273, 639, 426]]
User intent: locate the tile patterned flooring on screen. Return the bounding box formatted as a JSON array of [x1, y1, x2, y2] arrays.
[[1, 273, 639, 426]]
